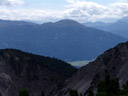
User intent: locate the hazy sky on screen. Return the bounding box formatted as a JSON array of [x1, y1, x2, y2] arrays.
[[0, 0, 128, 23]]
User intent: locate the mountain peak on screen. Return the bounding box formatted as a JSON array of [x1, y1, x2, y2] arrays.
[[55, 19, 84, 27], [56, 19, 79, 23]]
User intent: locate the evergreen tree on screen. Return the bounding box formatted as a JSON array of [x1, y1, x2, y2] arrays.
[[120, 81, 128, 96], [69, 89, 79, 96], [104, 70, 111, 96], [96, 81, 107, 96], [41, 91, 45, 96], [110, 78, 120, 96], [19, 88, 29, 96], [96, 70, 120, 96], [80, 93, 83, 96], [0, 92, 2, 96], [88, 90, 94, 96]]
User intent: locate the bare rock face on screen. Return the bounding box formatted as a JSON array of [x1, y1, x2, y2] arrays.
[[60, 41, 128, 96], [0, 49, 77, 96]]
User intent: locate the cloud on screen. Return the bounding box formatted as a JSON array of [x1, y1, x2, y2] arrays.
[[0, 8, 64, 23], [0, 0, 24, 6], [0, 0, 128, 23], [65, 0, 128, 22]]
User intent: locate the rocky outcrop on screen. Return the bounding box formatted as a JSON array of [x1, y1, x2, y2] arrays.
[[0, 49, 77, 96], [61, 41, 128, 96]]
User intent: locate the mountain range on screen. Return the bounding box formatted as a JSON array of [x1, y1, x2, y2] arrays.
[[0, 19, 126, 61], [0, 16, 128, 96], [84, 16, 128, 39]]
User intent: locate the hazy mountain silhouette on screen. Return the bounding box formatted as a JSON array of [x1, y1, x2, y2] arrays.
[[0, 19, 126, 61], [84, 16, 128, 39]]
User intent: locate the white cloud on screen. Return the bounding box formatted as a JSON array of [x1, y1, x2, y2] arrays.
[[0, 7, 64, 23], [0, 0, 128, 23], [65, 0, 128, 22], [0, 0, 24, 6]]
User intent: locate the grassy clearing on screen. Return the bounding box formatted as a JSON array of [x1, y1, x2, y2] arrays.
[[68, 60, 90, 67]]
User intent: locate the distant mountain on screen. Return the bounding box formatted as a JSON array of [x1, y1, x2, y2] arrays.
[[0, 49, 77, 96], [119, 16, 128, 23], [84, 22, 110, 28], [0, 19, 37, 26], [60, 41, 128, 96], [84, 17, 128, 39], [0, 19, 126, 61]]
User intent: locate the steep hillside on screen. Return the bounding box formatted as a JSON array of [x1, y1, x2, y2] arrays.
[[60, 41, 128, 96], [0, 49, 77, 96], [0, 19, 126, 61]]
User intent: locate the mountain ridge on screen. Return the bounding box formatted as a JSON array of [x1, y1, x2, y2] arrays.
[[84, 17, 128, 39], [0, 19, 126, 61], [60, 41, 128, 96], [0, 49, 77, 96]]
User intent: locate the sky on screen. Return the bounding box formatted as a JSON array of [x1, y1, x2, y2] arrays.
[[0, 0, 128, 23]]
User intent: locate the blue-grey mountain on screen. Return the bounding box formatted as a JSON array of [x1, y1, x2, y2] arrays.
[[0, 19, 126, 61], [84, 16, 128, 39]]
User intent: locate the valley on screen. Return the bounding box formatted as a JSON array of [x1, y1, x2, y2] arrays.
[[0, 19, 126, 61], [0, 0, 128, 96], [0, 18, 128, 96], [68, 60, 91, 68]]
